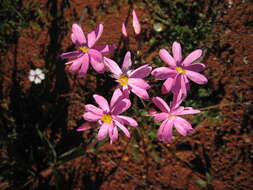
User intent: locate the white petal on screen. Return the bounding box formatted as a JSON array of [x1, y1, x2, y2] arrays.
[[34, 78, 41, 84], [39, 73, 45, 80], [29, 70, 35, 76], [29, 75, 35, 82], [35, 68, 42, 75]]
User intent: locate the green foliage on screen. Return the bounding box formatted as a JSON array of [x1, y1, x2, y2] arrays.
[[196, 178, 207, 187], [0, 0, 26, 55], [146, 0, 218, 53], [196, 172, 214, 188]]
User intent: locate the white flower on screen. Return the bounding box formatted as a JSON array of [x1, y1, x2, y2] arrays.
[[228, 0, 233, 8], [28, 68, 45, 84]]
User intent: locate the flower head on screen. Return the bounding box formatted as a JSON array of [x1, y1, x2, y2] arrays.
[[152, 41, 207, 100], [151, 96, 200, 142], [82, 89, 138, 143], [104, 51, 152, 99], [61, 24, 116, 77], [28, 68, 45, 84]]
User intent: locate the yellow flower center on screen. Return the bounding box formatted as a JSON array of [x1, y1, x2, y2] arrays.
[[118, 76, 129, 86], [80, 46, 89, 54], [175, 67, 186, 74], [101, 114, 112, 124], [168, 115, 175, 120]]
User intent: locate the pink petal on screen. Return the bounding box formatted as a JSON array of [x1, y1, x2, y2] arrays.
[[170, 92, 184, 110], [122, 23, 128, 37], [148, 108, 157, 116], [71, 24, 86, 46], [77, 122, 92, 131], [171, 75, 181, 96], [87, 24, 104, 48], [71, 33, 77, 45], [157, 120, 166, 141], [184, 63, 206, 72], [151, 67, 177, 80], [176, 107, 200, 115], [172, 41, 182, 63], [129, 64, 152, 78], [173, 121, 187, 136], [95, 24, 104, 41], [61, 50, 82, 59], [128, 78, 150, 89], [122, 87, 130, 99], [159, 49, 176, 68], [170, 106, 184, 115], [84, 104, 103, 116], [114, 115, 138, 126], [182, 49, 202, 66], [83, 112, 101, 121], [111, 98, 131, 115], [162, 119, 173, 142], [110, 88, 123, 108], [157, 119, 173, 142], [88, 49, 104, 73], [93, 94, 110, 112], [131, 85, 149, 99], [121, 51, 132, 72], [108, 125, 113, 138], [109, 125, 118, 143], [114, 120, 131, 138], [184, 75, 190, 91], [65, 59, 77, 65], [171, 93, 186, 110], [104, 57, 122, 77], [154, 112, 169, 122], [87, 32, 96, 48], [186, 70, 208, 84], [161, 77, 174, 94], [69, 57, 83, 73], [98, 123, 111, 140], [152, 97, 170, 113], [171, 74, 187, 98], [132, 9, 141, 35], [93, 44, 116, 55], [181, 75, 188, 95], [173, 116, 193, 136], [78, 54, 89, 77]]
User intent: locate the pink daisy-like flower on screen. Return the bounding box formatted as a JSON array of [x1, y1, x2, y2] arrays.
[[81, 89, 138, 143], [151, 96, 200, 143], [104, 51, 152, 99], [152, 41, 208, 99], [61, 23, 116, 77]]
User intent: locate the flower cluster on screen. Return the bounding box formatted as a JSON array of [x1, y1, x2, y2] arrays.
[[61, 10, 207, 143]]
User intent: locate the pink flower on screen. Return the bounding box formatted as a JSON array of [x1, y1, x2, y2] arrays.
[[152, 41, 208, 99], [82, 89, 138, 143], [122, 23, 128, 37], [61, 24, 116, 77], [132, 9, 141, 35], [104, 51, 152, 99], [151, 96, 200, 143]]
